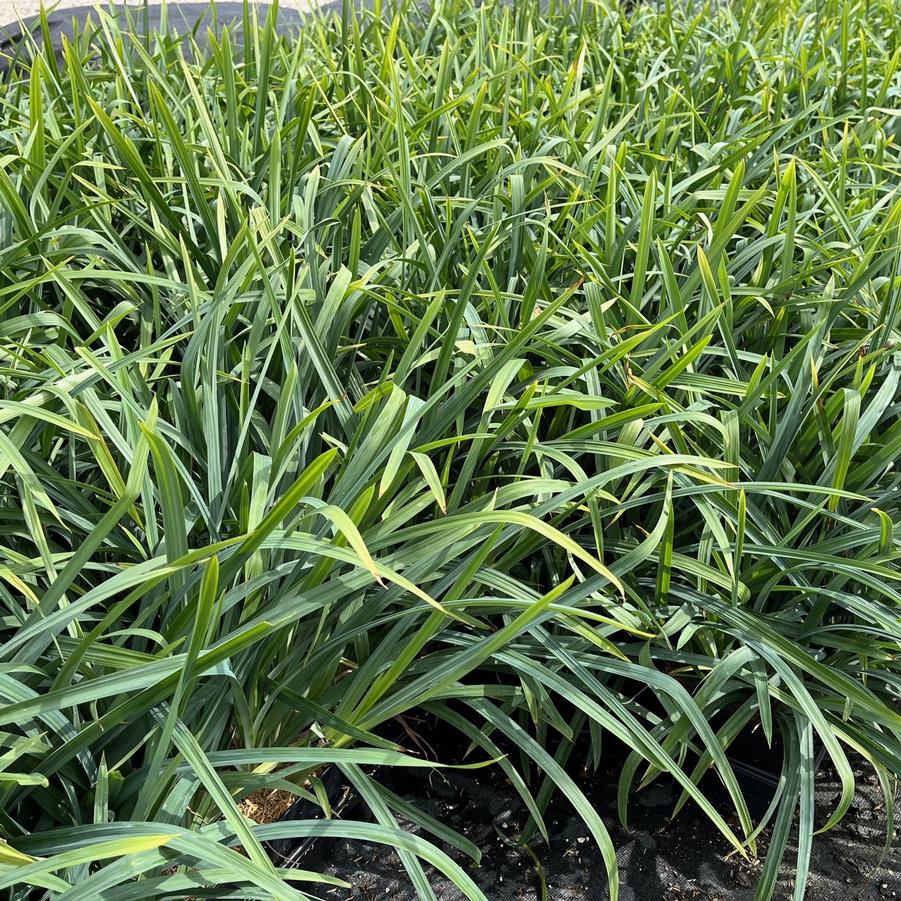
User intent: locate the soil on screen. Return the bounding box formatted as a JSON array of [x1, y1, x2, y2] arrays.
[[277, 725, 900, 901]]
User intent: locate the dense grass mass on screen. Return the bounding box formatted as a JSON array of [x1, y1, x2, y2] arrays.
[[0, 0, 900, 897]]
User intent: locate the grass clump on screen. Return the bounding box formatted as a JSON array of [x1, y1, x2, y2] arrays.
[[0, 0, 900, 897]]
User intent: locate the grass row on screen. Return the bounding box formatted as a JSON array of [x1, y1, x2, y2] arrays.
[[0, 0, 899, 897]]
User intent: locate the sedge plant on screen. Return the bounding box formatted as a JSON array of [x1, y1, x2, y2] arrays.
[[0, 0, 899, 898]]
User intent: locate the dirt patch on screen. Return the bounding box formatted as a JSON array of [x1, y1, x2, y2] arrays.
[[286, 747, 900, 900]]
